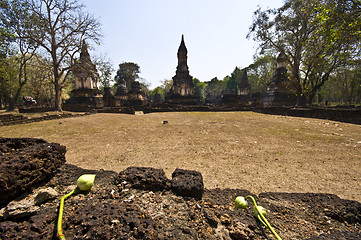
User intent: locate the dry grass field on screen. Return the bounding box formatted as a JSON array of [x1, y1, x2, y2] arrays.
[[1, 111, 360, 202]]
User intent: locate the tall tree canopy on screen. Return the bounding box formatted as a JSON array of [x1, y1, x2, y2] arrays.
[[94, 55, 114, 89], [227, 67, 243, 93], [247, 54, 276, 94], [114, 62, 141, 92], [0, 0, 39, 111], [24, 0, 101, 111], [0, 0, 14, 59], [193, 78, 206, 101], [248, 0, 361, 104], [202, 77, 227, 103]]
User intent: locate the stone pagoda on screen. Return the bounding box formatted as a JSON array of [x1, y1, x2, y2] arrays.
[[126, 81, 146, 106], [262, 52, 296, 106], [64, 40, 103, 111], [112, 76, 128, 106], [238, 69, 251, 104], [167, 35, 199, 104]]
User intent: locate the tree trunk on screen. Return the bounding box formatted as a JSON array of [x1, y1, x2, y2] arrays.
[[296, 94, 307, 106], [52, 58, 63, 111], [308, 92, 316, 105], [6, 83, 25, 111], [54, 82, 62, 111]]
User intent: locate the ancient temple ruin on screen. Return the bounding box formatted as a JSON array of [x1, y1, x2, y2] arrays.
[[221, 69, 251, 104], [167, 35, 199, 104], [262, 52, 296, 106], [109, 76, 146, 107], [112, 76, 128, 106], [64, 40, 104, 111], [238, 70, 251, 103], [102, 87, 115, 107], [126, 81, 146, 106]]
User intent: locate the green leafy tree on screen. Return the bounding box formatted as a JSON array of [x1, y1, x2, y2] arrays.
[[247, 54, 277, 94], [0, 53, 55, 109], [114, 62, 140, 92], [148, 79, 172, 102], [160, 79, 173, 93], [0, 57, 17, 108], [248, 0, 361, 105], [222, 76, 231, 90], [0, 0, 22, 108], [193, 78, 206, 101], [0, 0, 39, 111], [22, 55, 54, 106], [0, 0, 14, 60], [153, 79, 173, 100], [94, 55, 114, 89], [149, 86, 165, 101], [227, 67, 243, 93], [321, 61, 361, 105], [204, 77, 226, 101]]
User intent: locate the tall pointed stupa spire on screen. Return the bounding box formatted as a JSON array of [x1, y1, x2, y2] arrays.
[[168, 35, 198, 104], [176, 35, 189, 75], [178, 34, 187, 54], [80, 39, 91, 62]]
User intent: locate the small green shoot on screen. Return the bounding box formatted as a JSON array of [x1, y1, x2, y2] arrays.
[[235, 195, 282, 240], [57, 174, 96, 239]]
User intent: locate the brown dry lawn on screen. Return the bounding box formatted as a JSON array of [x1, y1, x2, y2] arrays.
[[1, 112, 360, 202]]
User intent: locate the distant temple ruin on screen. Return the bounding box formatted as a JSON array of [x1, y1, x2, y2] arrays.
[[63, 38, 301, 112], [221, 69, 251, 104], [64, 40, 104, 111], [238, 70, 251, 103], [127, 81, 146, 106], [105, 77, 146, 107], [167, 35, 199, 104], [112, 76, 128, 106], [262, 52, 296, 106]]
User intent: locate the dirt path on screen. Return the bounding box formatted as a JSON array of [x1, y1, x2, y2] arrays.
[[1, 112, 360, 202]]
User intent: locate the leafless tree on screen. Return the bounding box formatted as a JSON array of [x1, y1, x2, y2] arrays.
[[26, 0, 101, 111]]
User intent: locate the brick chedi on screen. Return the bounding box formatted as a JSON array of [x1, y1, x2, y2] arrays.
[[63, 40, 104, 111], [112, 76, 128, 106], [168, 35, 199, 105], [126, 81, 146, 106], [73, 40, 101, 90]]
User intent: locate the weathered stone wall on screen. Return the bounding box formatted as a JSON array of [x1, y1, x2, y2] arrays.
[[0, 159, 360, 239], [0, 113, 87, 126], [98, 105, 361, 124], [2, 105, 360, 125], [0, 114, 28, 125], [119, 167, 204, 200], [0, 138, 66, 206], [18, 107, 55, 113], [253, 106, 361, 125]]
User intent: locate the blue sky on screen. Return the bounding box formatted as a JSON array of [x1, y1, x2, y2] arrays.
[[83, 0, 285, 89]]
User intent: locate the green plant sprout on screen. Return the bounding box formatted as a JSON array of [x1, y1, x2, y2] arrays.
[[235, 195, 282, 240], [57, 174, 96, 240]]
